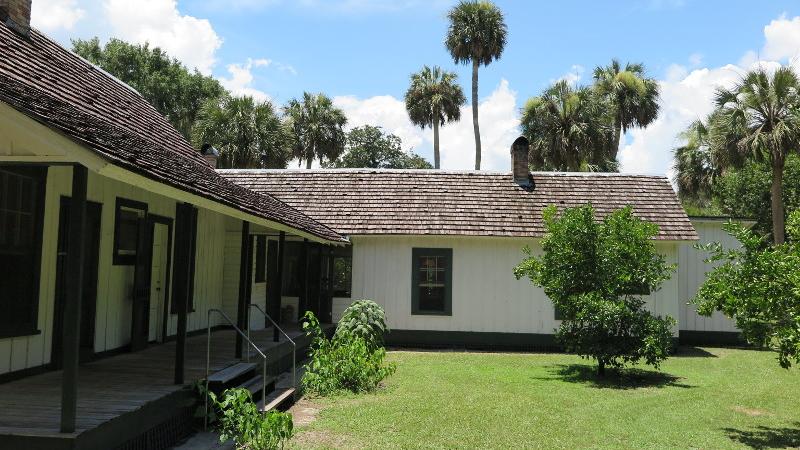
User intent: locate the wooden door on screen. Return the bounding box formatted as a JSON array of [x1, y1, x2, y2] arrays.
[[148, 223, 170, 342], [130, 218, 154, 352], [52, 198, 101, 368]]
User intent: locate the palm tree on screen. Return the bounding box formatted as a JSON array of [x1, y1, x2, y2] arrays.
[[404, 66, 466, 169], [593, 59, 660, 163], [192, 95, 290, 169], [445, 0, 507, 170], [709, 67, 800, 244], [520, 80, 611, 172], [283, 92, 347, 169], [672, 120, 715, 203]]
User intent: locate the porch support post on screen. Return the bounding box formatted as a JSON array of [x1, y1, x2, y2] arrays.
[[236, 221, 251, 358], [174, 202, 194, 385], [298, 238, 309, 321], [274, 232, 285, 342], [61, 164, 87, 433]]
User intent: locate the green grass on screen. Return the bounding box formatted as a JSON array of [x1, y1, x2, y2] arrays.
[[291, 347, 800, 449]]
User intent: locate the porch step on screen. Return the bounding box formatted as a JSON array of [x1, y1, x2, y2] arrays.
[[208, 362, 257, 385], [238, 374, 276, 397], [259, 388, 296, 412]]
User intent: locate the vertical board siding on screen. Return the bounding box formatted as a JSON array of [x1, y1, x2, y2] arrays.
[[678, 220, 741, 333], [350, 236, 682, 336], [0, 168, 231, 375]]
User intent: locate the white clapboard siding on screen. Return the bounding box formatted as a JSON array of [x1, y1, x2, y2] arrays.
[[350, 235, 681, 336], [0, 167, 231, 375], [678, 219, 742, 333]]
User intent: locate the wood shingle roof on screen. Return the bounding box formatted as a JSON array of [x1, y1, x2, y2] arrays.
[[220, 169, 698, 241], [0, 24, 345, 243]]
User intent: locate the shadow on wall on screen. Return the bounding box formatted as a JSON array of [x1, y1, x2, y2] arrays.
[[724, 423, 800, 449], [531, 364, 694, 390]]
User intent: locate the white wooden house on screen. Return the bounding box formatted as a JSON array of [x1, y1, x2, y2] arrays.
[[0, 0, 746, 448]]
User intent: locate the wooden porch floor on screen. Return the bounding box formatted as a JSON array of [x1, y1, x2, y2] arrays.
[[0, 327, 311, 439]]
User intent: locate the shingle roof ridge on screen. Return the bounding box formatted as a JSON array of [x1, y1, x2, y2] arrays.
[[218, 168, 669, 179]]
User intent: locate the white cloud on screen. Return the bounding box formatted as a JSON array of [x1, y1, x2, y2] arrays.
[[620, 14, 800, 177], [335, 80, 521, 171], [219, 58, 272, 102], [762, 14, 800, 61], [31, 0, 85, 31], [553, 64, 585, 86], [103, 0, 222, 75]]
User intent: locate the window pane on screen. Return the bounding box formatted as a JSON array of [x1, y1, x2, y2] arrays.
[[117, 209, 140, 255], [332, 256, 352, 296], [416, 252, 449, 313]]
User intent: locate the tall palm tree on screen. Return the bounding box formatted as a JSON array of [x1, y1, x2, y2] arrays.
[[593, 59, 660, 163], [520, 80, 611, 172], [445, 0, 507, 170], [404, 65, 466, 169], [710, 67, 800, 244], [192, 95, 290, 169], [283, 92, 347, 169]]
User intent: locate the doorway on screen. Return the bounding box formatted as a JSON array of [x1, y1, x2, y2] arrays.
[[148, 216, 172, 343], [51, 198, 102, 369]]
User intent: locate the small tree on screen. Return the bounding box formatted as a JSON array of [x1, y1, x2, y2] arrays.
[[692, 211, 800, 368], [514, 205, 676, 375]]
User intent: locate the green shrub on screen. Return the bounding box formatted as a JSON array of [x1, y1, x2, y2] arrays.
[[302, 311, 396, 396], [514, 205, 676, 375], [215, 388, 293, 450], [334, 299, 389, 351]]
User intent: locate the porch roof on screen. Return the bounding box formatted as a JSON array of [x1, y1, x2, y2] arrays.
[[0, 24, 346, 244]]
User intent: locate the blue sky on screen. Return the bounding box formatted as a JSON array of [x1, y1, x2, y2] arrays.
[[34, 0, 800, 173]]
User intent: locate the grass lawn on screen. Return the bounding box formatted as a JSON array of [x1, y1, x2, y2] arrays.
[[290, 347, 800, 449]]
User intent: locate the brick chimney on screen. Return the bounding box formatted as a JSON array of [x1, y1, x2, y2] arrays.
[[511, 136, 532, 187], [201, 143, 219, 169], [0, 0, 31, 36]]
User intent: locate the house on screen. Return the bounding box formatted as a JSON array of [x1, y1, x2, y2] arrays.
[[220, 139, 743, 349], [0, 2, 346, 448], [0, 0, 745, 448]]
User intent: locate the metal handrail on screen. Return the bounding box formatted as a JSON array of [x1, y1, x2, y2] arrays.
[[248, 303, 296, 391], [205, 308, 267, 431]]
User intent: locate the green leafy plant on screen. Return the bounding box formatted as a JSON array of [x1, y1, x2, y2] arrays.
[[693, 210, 800, 368], [514, 204, 676, 375], [215, 388, 293, 450], [302, 311, 396, 396], [334, 299, 389, 352]]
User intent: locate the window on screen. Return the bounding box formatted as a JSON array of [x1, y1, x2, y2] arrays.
[[113, 198, 147, 265], [254, 235, 267, 283], [0, 166, 47, 337], [331, 247, 352, 297], [411, 248, 452, 315]]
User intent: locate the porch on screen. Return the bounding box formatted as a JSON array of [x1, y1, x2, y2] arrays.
[[0, 325, 330, 450]]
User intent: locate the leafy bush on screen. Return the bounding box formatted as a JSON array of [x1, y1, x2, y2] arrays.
[[334, 299, 389, 351], [693, 211, 800, 368], [302, 311, 396, 396], [514, 205, 676, 375], [215, 388, 293, 450]]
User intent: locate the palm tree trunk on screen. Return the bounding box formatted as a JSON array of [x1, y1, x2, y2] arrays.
[[433, 119, 440, 169], [306, 144, 314, 169], [472, 59, 481, 171], [612, 121, 622, 162], [771, 160, 786, 244]]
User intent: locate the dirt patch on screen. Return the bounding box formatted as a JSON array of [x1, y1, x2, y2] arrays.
[[733, 406, 772, 417], [288, 398, 322, 426]]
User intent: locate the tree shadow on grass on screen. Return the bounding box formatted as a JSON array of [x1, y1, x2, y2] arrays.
[[674, 346, 718, 358], [533, 364, 693, 390], [724, 423, 800, 449]]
